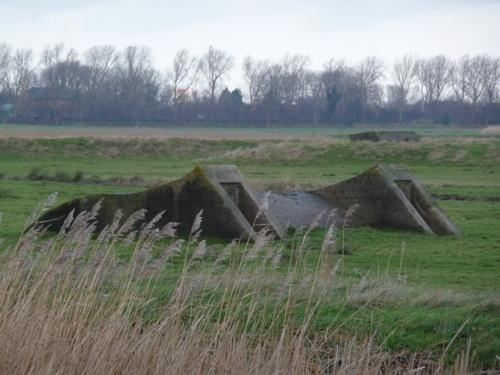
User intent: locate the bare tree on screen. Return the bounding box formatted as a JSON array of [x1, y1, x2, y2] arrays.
[[321, 59, 346, 88], [167, 49, 199, 122], [483, 56, 500, 104], [117, 46, 159, 122], [85, 45, 117, 92], [40, 43, 65, 67], [391, 54, 416, 124], [11, 48, 35, 117], [415, 58, 434, 105], [432, 56, 451, 102], [450, 55, 470, 103], [242, 56, 270, 106], [321, 59, 361, 123], [415, 55, 451, 106], [356, 56, 385, 122], [303, 70, 323, 123], [464, 55, 488, 106], [242, 56, 270, 123], [40, 44, 81, 88], [12, 49, 34, 97], [200, 46, 233, 123], [280, 54, 309, 105], [0, 43, 11, 93], [321, 59, 346, 122], [260, 63, 285, 125], [83, 45, 117, 120]]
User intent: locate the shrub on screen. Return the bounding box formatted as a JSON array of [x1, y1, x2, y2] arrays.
[[26, 167, 46, 181], [54, 171, 71, 182], [73, 170, 84, 182]]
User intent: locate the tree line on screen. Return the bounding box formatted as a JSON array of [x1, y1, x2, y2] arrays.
[[0, 42, 499, 126]]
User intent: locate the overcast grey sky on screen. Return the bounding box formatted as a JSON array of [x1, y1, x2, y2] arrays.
[[1, 0, 499, 81]]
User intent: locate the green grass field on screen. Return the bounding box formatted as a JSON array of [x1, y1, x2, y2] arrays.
[[0, 125, 499, 368]]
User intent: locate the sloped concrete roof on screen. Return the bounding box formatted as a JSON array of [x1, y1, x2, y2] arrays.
[[39, 165, 284, 240], [313, 164, 458, 235]]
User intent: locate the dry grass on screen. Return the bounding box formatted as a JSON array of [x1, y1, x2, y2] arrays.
[[0, 199, 483, 374], [480, 125, 500, 136], [0, 126, 335, 141], [351, 138, 498, 163], [212, 140, 333, 162], [1, 133, 499, 167], [344, 278, 500, 308]]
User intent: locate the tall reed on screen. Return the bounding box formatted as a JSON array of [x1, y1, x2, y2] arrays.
[[0, 201, 476, 374]]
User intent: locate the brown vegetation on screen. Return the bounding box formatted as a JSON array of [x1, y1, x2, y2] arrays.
[[481, 125, 500, 135], [0, 198, 484, 374], [0, 126, 335, 141]]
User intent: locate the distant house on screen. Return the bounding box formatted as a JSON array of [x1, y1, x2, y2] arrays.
[[28, 87, 78, 123]]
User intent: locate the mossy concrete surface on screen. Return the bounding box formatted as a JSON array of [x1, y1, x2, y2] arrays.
[[39, 165, 284, 240], [314, 164, 458, 235]]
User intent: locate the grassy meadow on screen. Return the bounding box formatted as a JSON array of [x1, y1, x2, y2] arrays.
[[0, 124, 499, 373]]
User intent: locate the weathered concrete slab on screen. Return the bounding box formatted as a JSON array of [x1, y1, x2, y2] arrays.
[[39, 165, 284, 240], [349, 131, 420, 142], [255, 191, 337, 229]]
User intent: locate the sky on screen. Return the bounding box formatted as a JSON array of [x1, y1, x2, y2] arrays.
[[1, 0, 500, 86]]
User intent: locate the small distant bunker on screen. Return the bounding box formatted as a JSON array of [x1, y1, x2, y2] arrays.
[[349, 131, 420, 142]]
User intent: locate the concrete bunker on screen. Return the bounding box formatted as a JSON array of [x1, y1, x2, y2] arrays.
[[349, 131, 420, 142], [40, 164, 458, 239], [39, 165, 284, 240], [312, 164, 458, 235]]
